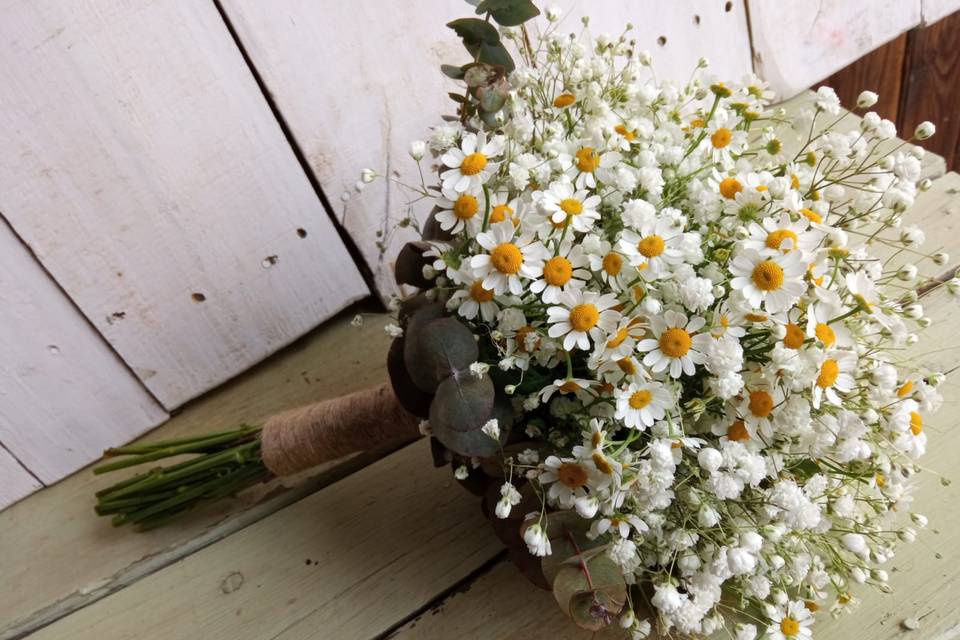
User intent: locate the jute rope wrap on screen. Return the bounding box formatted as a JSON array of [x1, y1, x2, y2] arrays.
[[260, 382, 421, 477]]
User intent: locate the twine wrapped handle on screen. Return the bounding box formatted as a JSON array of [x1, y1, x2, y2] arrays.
[[260, 382, 421, 476]]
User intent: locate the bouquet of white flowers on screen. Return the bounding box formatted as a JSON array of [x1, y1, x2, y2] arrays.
[[93, 3, 946, 638], [373, 4, 944, 638]]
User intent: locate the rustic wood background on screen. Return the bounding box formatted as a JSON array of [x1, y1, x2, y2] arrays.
[[1, 0, 959, 510]]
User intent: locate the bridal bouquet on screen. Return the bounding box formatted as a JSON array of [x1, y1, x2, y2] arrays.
[[94, 2, 945, 638]]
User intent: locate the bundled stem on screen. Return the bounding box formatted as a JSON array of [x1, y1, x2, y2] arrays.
[[94, 425, 271, 530]]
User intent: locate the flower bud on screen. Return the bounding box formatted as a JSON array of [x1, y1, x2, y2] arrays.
[[896, 264, 918, 281], [857, 90, 879, 108], [408, 140, 426, 161], [915, 121, 936, 140], [360, 167, 377, 183], [545, 4, 562, 21]]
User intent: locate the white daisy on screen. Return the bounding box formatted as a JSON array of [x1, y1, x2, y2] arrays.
[[448, 276, 498, 322], [768, 600, 814, 640], [529, 242, 591, 303], [730, 249, 806, 313], [705, 110, 748, 164], [587, 239, 629, 291], [614, 380, 674, 430], [540, 181, 602, 234], [434, 190, 484, 234], [470, 221, 546, 295], [538, 456, 599, 508], [637, 310, 711, 378], [546, 289, 621, 351], [487, 192, 520, 227], [616, 219, 684, 280], [743, 212, 821, 257], [565, 145, 621, 189], [440, 131, 504, 194], [812, 349, 857, 408]]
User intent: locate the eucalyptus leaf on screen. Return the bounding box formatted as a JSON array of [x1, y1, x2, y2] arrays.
[[429, 371, 495, 432], [404, 314, 479, 393], [475, 0, 540, 26], [447, 18, 515, 72], [477, 85, 507, 112], [434, 390, 513, 457], [394, 241, 433, 288], [440, 63, 466, 79], [386, 337, 433, 418]]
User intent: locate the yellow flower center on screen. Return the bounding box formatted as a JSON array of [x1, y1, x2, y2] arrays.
[[690, 117, 705, 128], [543, 256, 573, 286], [876, 472, 886, 488], [615, 124, 636, 141], [617, 358, 637, 375], [897, 380, 914, 397], [780, 617, 801, 637], [790, 173, 801, 189], [559, 198, 583, 216], [469, 280, 494, 302], [628, 389, 653, 409], [748, 390, 774, 418], [727, 420, 750, 441], [783, 323, 805, 349], [559, 380, 582, 393], [453, 194, 479, 220], [490, 242, 523, 274], [515, 325, 539, 353], [553, 93, 576, 108], [745, 312, 768, 323], [766, 229, 799, 251], [569, 303, 600, 332], [659, 327, 692, 358], [711, 127, 733, 148], [719, 177, 743, 199], [910, 411, 923, 435], [557, 462, 589, 488], [814, 322, 836, 347], [575, 147, 600, 173], [751, 260, 785, 291], [638, 235, 666, 258], [460, 152, 487, 176], [607, 327, 629, 348], [817, 359, 840, 388], [800, 208, 823, 224], [592, 452, 614, 474], [602, 252, 623, 276], [489, 203, 515, 225]]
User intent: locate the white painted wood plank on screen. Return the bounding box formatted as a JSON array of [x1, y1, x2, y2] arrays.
[[0, 444, 42, 511], [751, 0, 923, 100], [0, 218, 168, 488], [922, 0, 960, 24], [0, 0, 369, 409], [219, 0, 753, 298]]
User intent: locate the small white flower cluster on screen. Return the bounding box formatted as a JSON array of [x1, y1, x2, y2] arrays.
[[379, 21, 943, 640]]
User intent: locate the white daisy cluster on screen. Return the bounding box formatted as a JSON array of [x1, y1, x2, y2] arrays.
[[376, 18, 944, 640]]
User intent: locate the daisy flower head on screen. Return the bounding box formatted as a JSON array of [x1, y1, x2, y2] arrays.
[[470, 221, 546, 295], [538, 455, 598, 508], [614, 380, 674, 430], [565, 144, 621, 189], [637, 310, 710, 378], [768, 600, 814, 640], [616, 219, 684, 280], [547, 289, 621, 351], [737, 382, 785, 437], [440, 131, 504, 194], [435, 189, 483, 234], [812, 349, 858, 408], [529, 242, 591, 303], [706, 109, 748, 165], [448, 270, 498, 322], [730, 248, 806, 313], [744, 212, 820, 258], [539, 377, 596, 403], [487, 192, 521, 227], [540, 180, 602, 234]]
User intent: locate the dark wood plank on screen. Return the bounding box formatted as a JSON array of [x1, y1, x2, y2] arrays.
[[816, 33, 907, 122], [898, 11, 960, 170]]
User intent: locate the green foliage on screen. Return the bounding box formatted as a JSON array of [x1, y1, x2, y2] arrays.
[[475, 0, 540, 26], [446, 18, 515, 72], [404, 313, 480, 393], [430, 372, 496, 433], [394, 241, 433, 288]]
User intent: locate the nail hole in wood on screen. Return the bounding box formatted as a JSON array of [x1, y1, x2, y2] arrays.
[[262, 255, 279, 269], [48, 345, 60, 355], [725, 1, 733, 12], [693, 14, 701, 25], [657, 35, 667, 46], [192, 292, 206, 302], [296, 228, 308, 238]]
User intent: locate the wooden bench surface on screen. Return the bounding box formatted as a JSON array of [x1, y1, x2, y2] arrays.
[[2, 95, 959, 640]]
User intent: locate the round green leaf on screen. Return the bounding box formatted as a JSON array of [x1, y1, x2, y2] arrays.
[[429, 371, 495, 432], [476, 0, 541, 27], [386, 337, 432, 418], [404, 315, 479, 393], [394, 241, 433, 288]]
